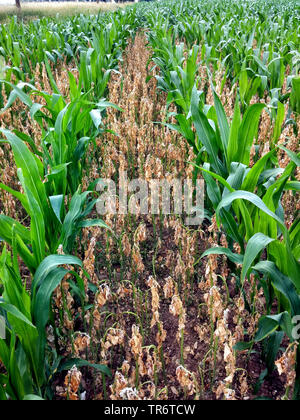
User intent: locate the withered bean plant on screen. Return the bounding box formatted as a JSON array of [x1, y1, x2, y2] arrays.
[[0, 0, 299, 401]]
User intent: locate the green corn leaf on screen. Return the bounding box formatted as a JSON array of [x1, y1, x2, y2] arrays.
[[238, 103, 265, 166], [0, 302, 35, 330], [264, 331, 284, 373], [255, 312, 293, 342], [290, 219, 300, 251], [8, 333, 26, 400], [12, 130, 43, 157], [216, 190, 300, 290], [60, 191, 91, 251], [285, 181, 300, 192], [241, 233, 275, 284], [44, 54, 60, 95], [23, 395, 44, 401], [253, 261, 300, 317], [278, 146, 300, 167], [216, 190, 286, 239], [212, 87, 230, 154], [49, 195, 64, 224], [191, 99, 224, 175], [31, 255, 82, 298], [201, 163, 222, 208], [290, 76, 300, 115], [18, 169, 46, 268], [224, 162, 247, 198], [191, 164, 234, 193], [245, 77, 262, 106], [200, 247, 243, 265], [227, 97, 241, 167], [33, 267, 68, 334], [272, 101, 285, 145], [79, 219, 113, 233], [0, 129, 50, 224], [0, 215, 31, 244], [90, 109, 103, 130], [239, 68, 248, 104], [0, 81, 33, 112], [0, 338, 10, 369], [59, 359, 111, 377], [241, 150, 276, 192], [192, 163, 252, 240]]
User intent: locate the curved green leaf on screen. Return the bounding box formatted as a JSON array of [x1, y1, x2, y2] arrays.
[[241, 233, 275, 283]]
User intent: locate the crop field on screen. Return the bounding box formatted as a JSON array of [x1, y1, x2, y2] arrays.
[[0, 2, 131, 22], [0, 0, 299, 402]]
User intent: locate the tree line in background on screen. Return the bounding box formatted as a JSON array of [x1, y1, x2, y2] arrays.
[[14, 0, 151, 8]]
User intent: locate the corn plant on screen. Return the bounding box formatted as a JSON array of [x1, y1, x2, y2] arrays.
[[290, 76, 300, 115], [1, 80, 121, 196], [199, 148, 299, 388], [0, 0, 299, 401], [168, 86, 267, 234], [147, 0, 299, 92], [0, 9, 139, 83], [153, 43, 200, 116], [0, 130, 110, 272], [0, 247, 111, 400]]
